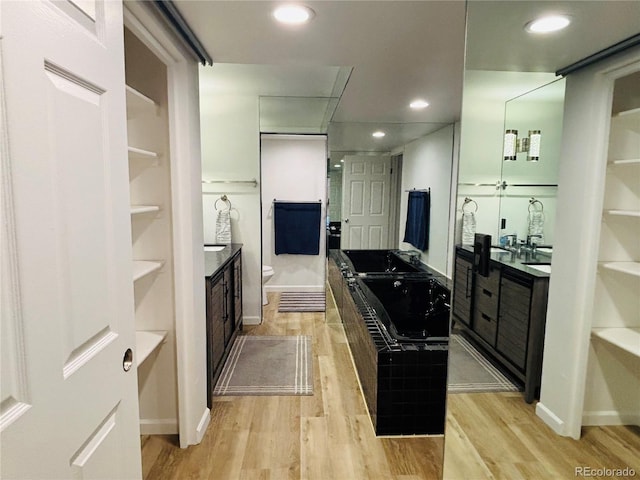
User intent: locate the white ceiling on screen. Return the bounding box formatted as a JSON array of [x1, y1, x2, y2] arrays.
[[175, 0, 640, 153]]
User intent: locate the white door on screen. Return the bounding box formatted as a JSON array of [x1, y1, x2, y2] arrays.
[[341, 155, 393, 249], [1, 1, 142, 479]]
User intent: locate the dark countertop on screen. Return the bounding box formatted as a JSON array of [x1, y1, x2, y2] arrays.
[[457, 245, 552, 278], [204, 243, 243, 277]]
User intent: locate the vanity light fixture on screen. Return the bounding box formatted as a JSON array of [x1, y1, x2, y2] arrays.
[[525, 15, 571, 34], [504, 129, 542, 161], [527, 130, 542, 161], [410, 99, 430, 110], [503, 129, 518, 161], [372, 131, 386, 138], [273, 4, 315, 25]]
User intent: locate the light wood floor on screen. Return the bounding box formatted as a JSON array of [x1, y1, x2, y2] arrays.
[[142, 291, 640, 479]]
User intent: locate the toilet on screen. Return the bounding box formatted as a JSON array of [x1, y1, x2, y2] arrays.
[[262, 265, 274, 305]]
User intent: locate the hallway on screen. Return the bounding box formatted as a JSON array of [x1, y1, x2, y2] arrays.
[[142, 291, 640, 479]]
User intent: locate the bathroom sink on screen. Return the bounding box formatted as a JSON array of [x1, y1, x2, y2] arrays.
[[204, 245, 226, 252]]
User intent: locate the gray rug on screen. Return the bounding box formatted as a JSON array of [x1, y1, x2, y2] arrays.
[[447, 334, 521, 394], [278, 292, 326, 312], [213, 335, 313, 396]]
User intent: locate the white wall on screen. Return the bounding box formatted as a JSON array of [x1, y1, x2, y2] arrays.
[[398, 124, 455, 276], [261, 135, 327, 293], [200, 93, 262, 324]]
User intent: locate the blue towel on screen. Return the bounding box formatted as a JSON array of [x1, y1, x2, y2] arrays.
[[403, 191, 430, 251], [274, 202, 322, 255]]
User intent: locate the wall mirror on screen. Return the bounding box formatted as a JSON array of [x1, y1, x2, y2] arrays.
[[456, 73, 565, 246]]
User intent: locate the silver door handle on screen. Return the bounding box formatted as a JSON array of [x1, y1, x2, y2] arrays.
[[344, 219, 349, 223]]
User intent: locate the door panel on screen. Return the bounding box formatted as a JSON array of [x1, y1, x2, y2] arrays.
[[1, 1, 141, 478], [341, 155, 392, 249]]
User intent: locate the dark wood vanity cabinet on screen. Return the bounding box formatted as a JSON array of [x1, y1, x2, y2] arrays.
[[452, 253, 473, 327], [205, 248, 243, 407], [452, 247, 549, 402]]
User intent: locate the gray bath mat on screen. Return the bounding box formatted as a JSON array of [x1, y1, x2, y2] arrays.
[[278, 292, 326, 312], [447, 334, 521, 393], [213, 335, 313, 396]]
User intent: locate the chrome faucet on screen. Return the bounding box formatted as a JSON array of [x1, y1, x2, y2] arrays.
[[406, 250, 422, 265], [526, 234, 543, 253]]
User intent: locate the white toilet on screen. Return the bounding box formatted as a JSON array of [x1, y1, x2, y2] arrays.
[[262, 265, 274, 305]]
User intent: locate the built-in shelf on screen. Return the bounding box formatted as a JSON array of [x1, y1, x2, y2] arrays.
[[130, 205, 160, 216], [133, 260, 163, 282], [592, 327, 640, 358], [126, 85, 158, 118], [601, 262, 640, 278], [609, 158, 640, 166], [136, 330, 168, 367], [605, 209, 640, 218], [128, 146, 159, 161]]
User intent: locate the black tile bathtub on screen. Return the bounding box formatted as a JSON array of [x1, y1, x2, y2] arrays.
[[328, 249, 451, 436]]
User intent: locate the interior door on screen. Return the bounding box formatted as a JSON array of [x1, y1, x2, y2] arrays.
[[1, 1, 142, 478], [341, 155, 392, 249]]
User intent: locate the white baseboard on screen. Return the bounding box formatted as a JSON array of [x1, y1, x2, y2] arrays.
[[535, 402, 566, 435], [243, 315, 261, 326], [139, 418, 178, 435], [582, 410, 640, 427], [265, 285, 325, 293], [195, 408, 211, 444]]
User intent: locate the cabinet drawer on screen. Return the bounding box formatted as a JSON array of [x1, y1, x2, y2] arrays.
[[473, 307, 497, 346], [475, 266, 500, 292], [475, 284, 498, 311]]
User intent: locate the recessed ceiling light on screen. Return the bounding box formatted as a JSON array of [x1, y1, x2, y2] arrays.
[[372, 131, 386, 138], [333, 164, 341, 168], [410, 99, 430, 110], [525, 15, 571, 34], [273, 4, 315, 25]]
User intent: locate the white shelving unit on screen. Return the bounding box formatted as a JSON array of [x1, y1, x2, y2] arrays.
[[585, 74, 640, 427], [125, 26, 179, 436], [135, 330, 169, 367], [131, 205, 160, 216]]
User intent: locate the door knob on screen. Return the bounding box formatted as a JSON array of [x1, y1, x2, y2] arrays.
[[122, 348, 133, 372], [344, 219, 349, 223]]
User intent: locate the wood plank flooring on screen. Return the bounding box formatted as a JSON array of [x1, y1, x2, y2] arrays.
[[142, 291, 640, 480]]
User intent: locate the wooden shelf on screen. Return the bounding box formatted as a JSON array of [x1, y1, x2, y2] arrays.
[[136, 330, 168, 367], [605, 209, 640, 218], [592, 327, 640, 358], [609, 158, 640, 166], [133, 260, 163, 282], [131, 205, 160, 216], [601, 262, 640, 278], [126, 85, 158, 118], [128, 146, 159, 161]]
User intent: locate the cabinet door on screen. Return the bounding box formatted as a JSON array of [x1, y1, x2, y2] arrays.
[[497, 275, 532, 370], [233, 254, 243, 329], [209, 275, 225, 371], [223, 268, 234, 346], [452, 254, 473, 326]]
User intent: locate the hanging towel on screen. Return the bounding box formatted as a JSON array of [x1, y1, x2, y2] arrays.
[[274, 202, 321, 255], [215, 209, 232, 243], [528, 210, 545, 243], [462, 212, 476, 245], [403, 191, 430, 251]]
